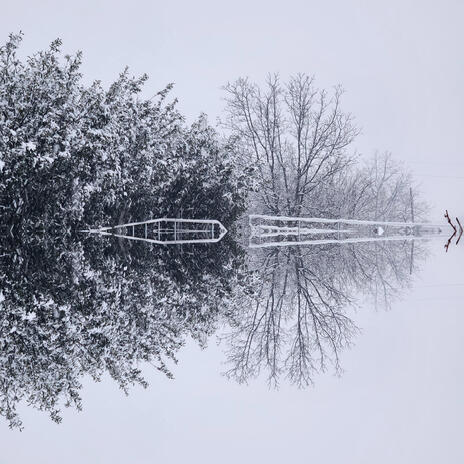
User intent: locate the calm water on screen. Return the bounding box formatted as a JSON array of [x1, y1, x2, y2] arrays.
[[1, 226, 463, 463]]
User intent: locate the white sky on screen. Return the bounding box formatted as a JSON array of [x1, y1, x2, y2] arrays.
[[0, 1, 463, 463]]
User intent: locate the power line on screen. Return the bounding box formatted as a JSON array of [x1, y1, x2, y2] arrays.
[[415, 174, 464, 180]]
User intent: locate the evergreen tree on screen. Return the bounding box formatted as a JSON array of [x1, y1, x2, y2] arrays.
[[0, 33, 250, 238], [0, 33, 252, 429]]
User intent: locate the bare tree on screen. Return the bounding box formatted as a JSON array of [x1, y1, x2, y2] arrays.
[[307, 152, 429, 222], [223, 74, 359, 216], [222, 246, 359, 388], [222, 228, 428, 387]]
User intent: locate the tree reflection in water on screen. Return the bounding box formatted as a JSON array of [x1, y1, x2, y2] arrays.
[[0, 233, 248, 429], [222, 238, 427, 388], [0, 221, 430, 428]]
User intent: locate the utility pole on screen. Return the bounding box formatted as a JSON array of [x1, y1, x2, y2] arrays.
[[409, 187, 415, 274]]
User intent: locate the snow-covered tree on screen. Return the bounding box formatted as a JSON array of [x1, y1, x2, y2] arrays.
[[0, 33, 250, 239], [223, 74, 359, 216], [0, 34, 433, 428], [310, 152, 429, 221], [0, 33, 252, 429]]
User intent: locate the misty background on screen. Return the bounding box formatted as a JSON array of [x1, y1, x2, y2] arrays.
[[0, 1, 463, 463]]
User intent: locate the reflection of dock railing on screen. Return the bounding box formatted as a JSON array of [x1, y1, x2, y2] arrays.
[[249, 214, 445, 248], [82, 218, 228, 245]]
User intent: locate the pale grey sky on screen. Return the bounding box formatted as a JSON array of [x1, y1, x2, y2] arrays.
[[0, 1, 463, 463]]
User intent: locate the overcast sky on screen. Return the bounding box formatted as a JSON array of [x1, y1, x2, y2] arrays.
[[1, 1, 463, 463]]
